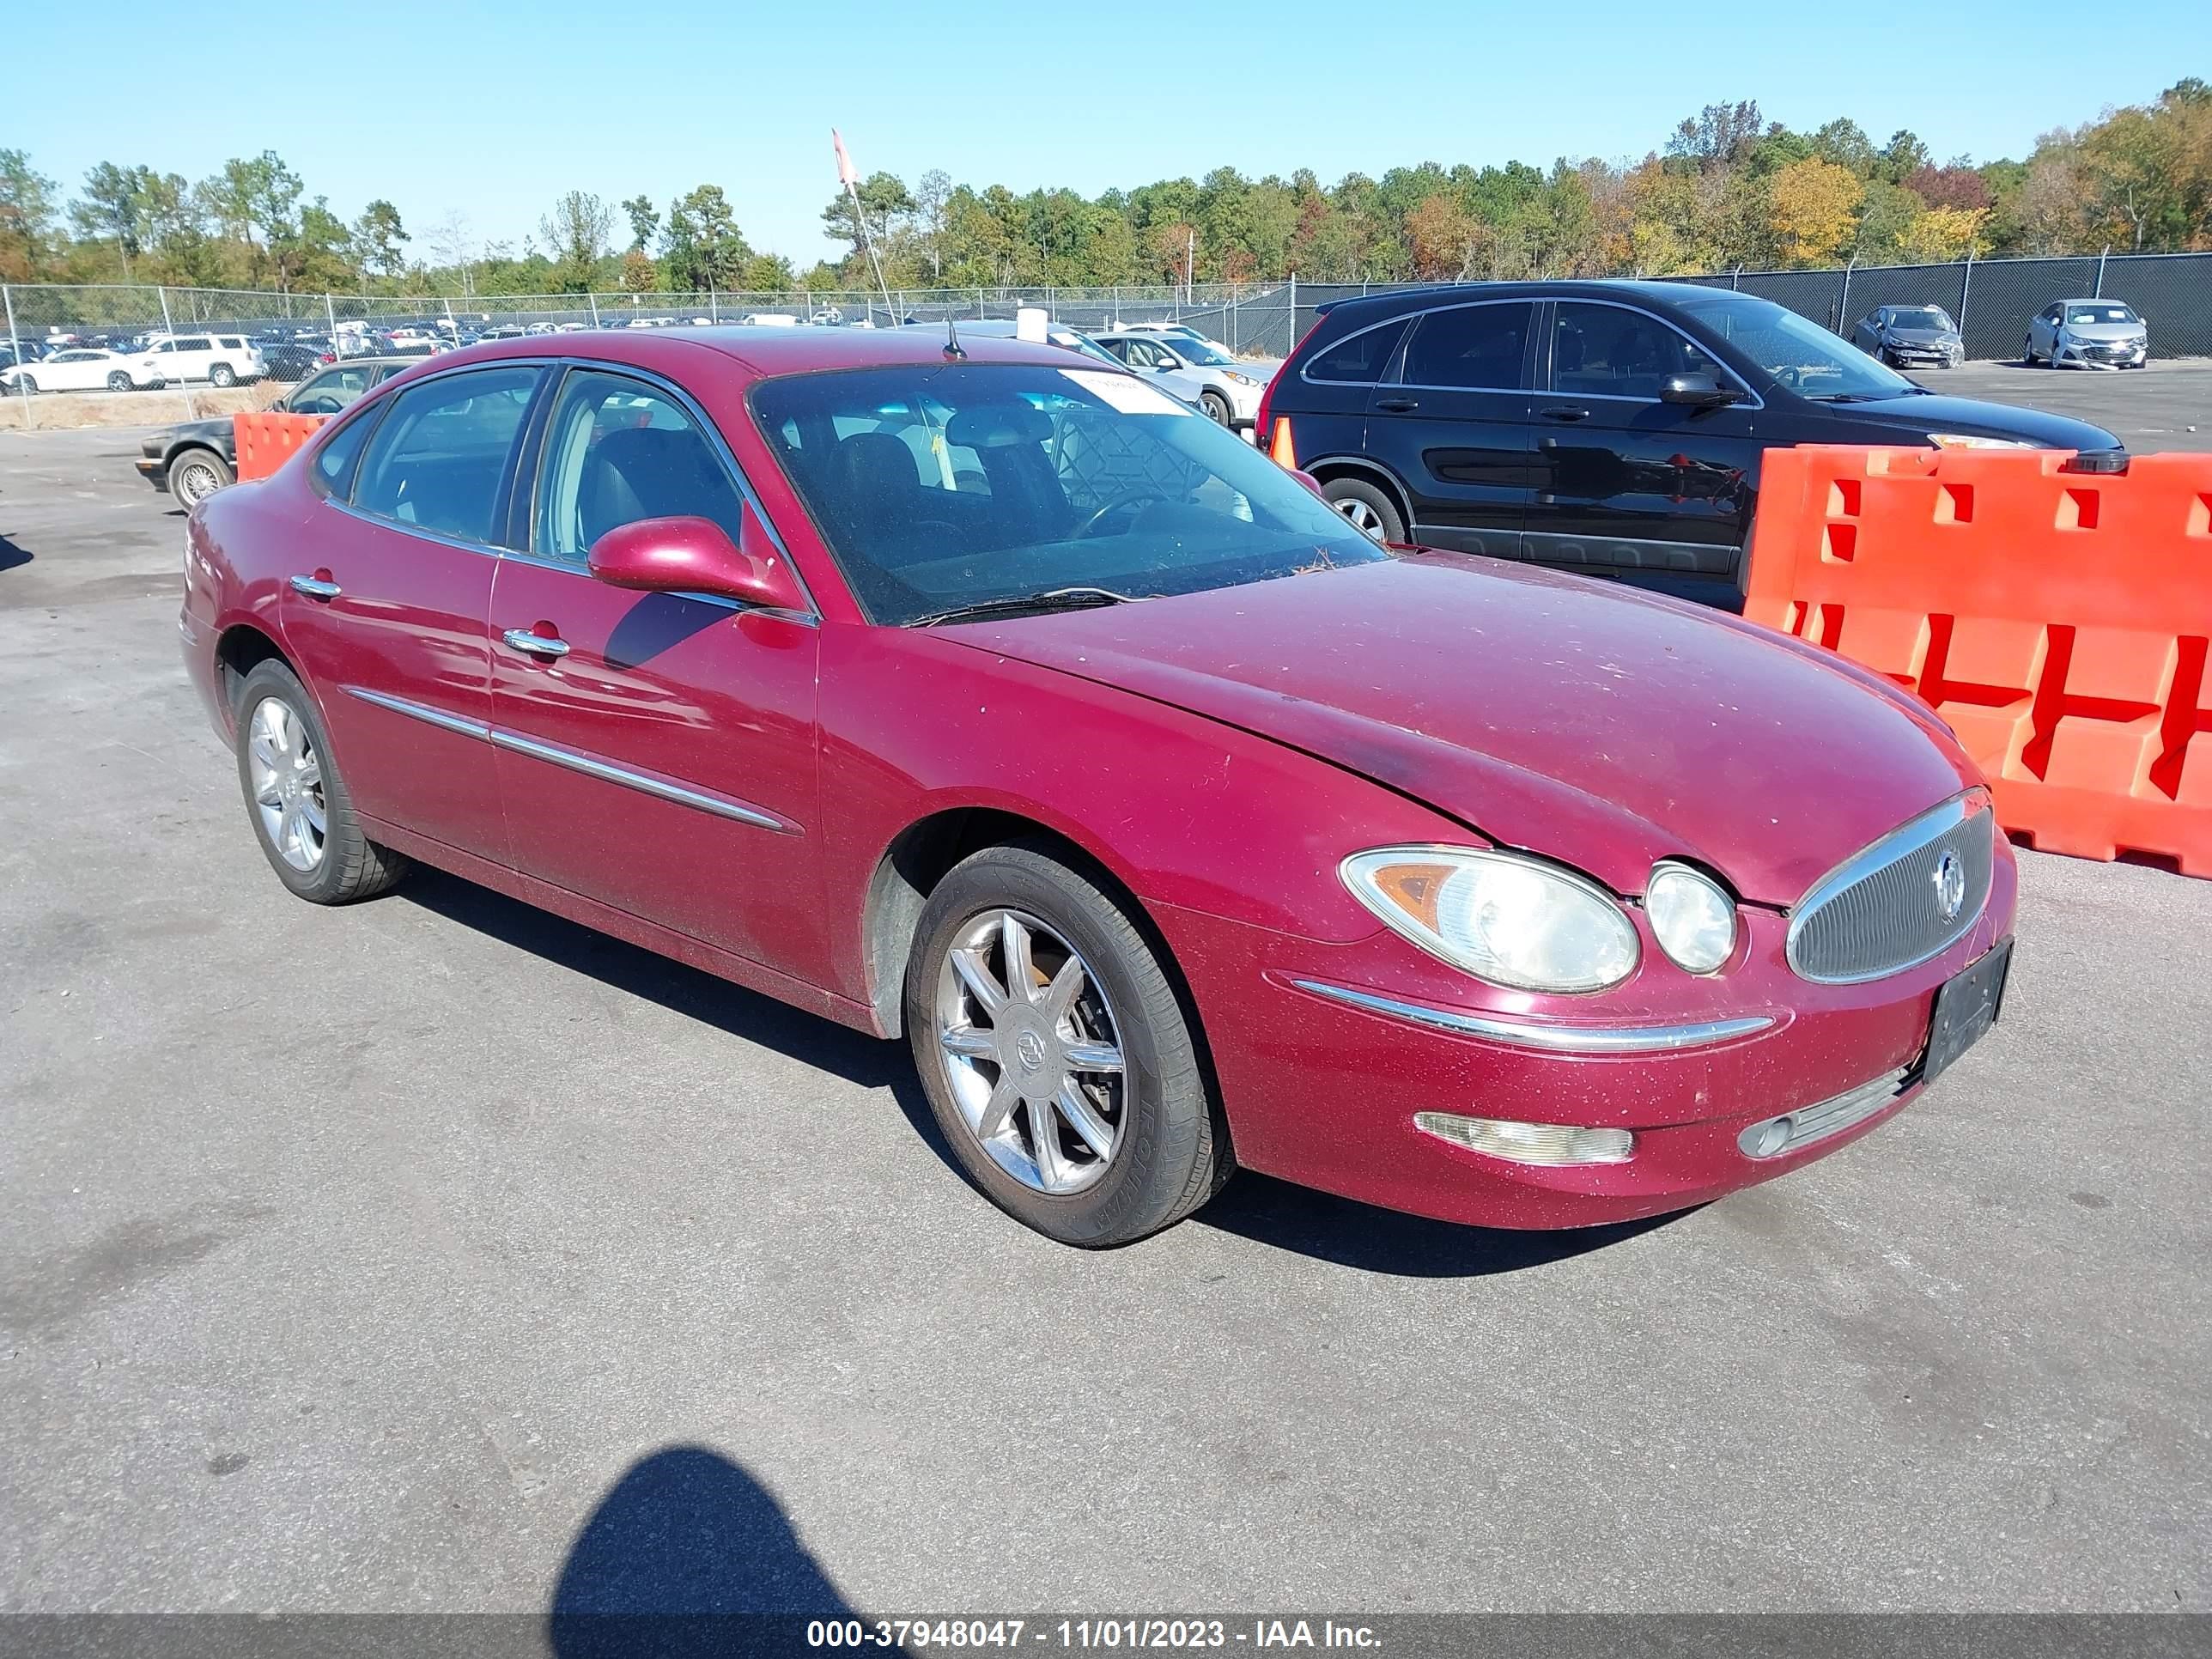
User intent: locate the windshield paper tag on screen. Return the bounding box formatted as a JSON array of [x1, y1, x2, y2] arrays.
[[1061, 369, 1192, 416]]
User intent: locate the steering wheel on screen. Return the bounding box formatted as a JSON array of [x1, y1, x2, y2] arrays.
[[1072, 489, 1171, 540], [1771, 364, 1808, 391]]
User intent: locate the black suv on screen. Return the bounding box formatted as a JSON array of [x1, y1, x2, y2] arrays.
[[1265, 281, 2125, 609]]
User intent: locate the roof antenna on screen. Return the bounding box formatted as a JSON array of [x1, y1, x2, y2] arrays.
[[943, 313, 966, 360]]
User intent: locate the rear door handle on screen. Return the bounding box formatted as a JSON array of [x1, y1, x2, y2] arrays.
[[289, 573, 342, 599], [501, 627, 570, 659], [1373, 397, 1419, 413], [1539, 406, 1590, 422]]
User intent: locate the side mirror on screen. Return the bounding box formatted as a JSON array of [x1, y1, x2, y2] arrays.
[[586, 507, 808, 612], [1660, 372, 1741, 408], [1291, 469, 1329, 501]]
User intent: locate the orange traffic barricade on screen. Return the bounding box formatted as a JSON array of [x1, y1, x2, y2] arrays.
[[1744, 446, 2212, 877], [232, 410, 328, 481]]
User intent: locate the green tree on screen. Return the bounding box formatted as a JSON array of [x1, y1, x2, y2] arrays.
[[352, 199, 409, 278], [621, 194, 660, 253], [0, 149, 58, 279], [70, 162, 153, 279], [664, 185, 750, 291], [538, 191, 612, 291]]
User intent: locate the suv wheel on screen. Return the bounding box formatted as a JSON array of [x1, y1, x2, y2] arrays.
[[1322, 477, 1404, 544], [209, 363, 236, 388], [1199, 389, 1233, 426]]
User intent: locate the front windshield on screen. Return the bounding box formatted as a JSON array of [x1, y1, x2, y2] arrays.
[[1892, 307, 1954, 330], [1677, 294, 1915, 398], [1165, 338, 1236, 367], [2066, 304, 2138, 325], [751, 362, 1384, 626]]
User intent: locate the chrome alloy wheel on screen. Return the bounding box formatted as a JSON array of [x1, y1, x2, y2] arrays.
[[933, 908, 1126, 1195], [173, 456, 225, 507], [247, 697, 326, 872], [1335, 496, 1385, 538]]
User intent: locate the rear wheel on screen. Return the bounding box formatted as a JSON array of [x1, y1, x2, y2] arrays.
[[106, 370, 133, 392], [1322, 476, 1405, 544], [234, 660, 409, 905], [170, 447, 233, 508], [1199, 389, 1233, 426], [209, 362, 237, 388], [905, 843, 1226, 1247]]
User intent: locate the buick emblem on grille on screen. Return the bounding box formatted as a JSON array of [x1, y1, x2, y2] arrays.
[[1934, 849, 1966, 921]]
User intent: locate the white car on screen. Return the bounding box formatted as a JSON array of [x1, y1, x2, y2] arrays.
[[2025, 299, 2150, 369], [141, 332, 264, 387], [1, 347, 165, 393], [1094, 331, 1280, 431]]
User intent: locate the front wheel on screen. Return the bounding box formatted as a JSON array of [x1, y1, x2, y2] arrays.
[[234, 660, 409, 904], [11, 373, 34, 394], [904, 843, 1227, 1247], [1199, 389, 1233, 426], [170, 447, 233, 508]]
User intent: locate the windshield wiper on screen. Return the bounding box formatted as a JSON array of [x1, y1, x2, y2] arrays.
[[908, 586, 1140, 628], [1804, 390, 1917, 403]]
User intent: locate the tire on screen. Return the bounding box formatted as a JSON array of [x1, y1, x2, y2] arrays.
[[209, 362, 236, 388], [1199, 389, 1233, 426], [170, 447, 234, 508], [234, 659, 409, 905], [12, 373, 34, 394], [903, 842, 1227, 1248], [106, 371, 133, 392], [1322, 476, 1405, 544]]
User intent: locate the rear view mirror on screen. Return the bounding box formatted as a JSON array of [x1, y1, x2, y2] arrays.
[[587, 507, 807, 612], [1661, 372, 1741, 408]]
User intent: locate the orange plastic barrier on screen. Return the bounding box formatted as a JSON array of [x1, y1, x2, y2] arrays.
[[1745, 446, 2212, 877], [232, 410, 328, 481]]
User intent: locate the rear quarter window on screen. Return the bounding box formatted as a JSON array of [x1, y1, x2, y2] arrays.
[[1302, 317, 1409, 385]]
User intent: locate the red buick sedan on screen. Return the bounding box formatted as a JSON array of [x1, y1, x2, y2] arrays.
[[180, 327, 2016, 1247]]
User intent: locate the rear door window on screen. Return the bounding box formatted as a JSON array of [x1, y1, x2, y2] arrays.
[[1401, 303, 1534, 390], [351, 366, 541, 545]]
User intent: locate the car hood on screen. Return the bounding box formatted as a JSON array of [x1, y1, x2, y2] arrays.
[[942, 555, 1979, 905], [157, 417, 236, 445], [2061, 323, 2144, 341], [1833, 391, 2121, 451]]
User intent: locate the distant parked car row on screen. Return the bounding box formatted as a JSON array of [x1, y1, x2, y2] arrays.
[[1, 332, 265, 392]]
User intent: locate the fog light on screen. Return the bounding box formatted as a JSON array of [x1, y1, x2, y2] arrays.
[[1741, 1115, 1794, 1158], [1414, 1112, 1634, 1166]]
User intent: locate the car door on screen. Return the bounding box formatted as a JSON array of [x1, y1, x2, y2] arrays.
[[1358, 299, 1537, 559], [2031, 304, 2059, 357], [42, 350, 96, 391], [485, 365, 826, 980], [282, 362, 544, 863], [1522, 299, 1763, 599]]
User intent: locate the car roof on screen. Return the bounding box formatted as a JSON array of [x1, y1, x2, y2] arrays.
[[1313, 278, 1741, 319], [418, 325, 1091, 380]]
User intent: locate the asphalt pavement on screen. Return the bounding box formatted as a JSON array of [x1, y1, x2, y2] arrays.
[[1, 411, 2207, 1617]]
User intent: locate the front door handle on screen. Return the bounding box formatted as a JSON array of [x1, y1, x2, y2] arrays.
[[501, 627, 570, 659], [1539, 406, 1590, 422], [1374, 397, 1419, 413], [289, 573, 342, 599]]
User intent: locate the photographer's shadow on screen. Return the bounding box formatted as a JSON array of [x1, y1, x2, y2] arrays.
[[550, 1445, 863, 1658]]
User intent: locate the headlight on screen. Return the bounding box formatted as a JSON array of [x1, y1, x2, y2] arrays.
[[1927, 433, 2035, 449], [1645, 862, 1738, 975], [1224, 370, 1257, 386], [1341, 846, 1639, 993]]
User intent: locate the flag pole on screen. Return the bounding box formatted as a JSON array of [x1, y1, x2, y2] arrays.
[[835, 129, 899, 328]]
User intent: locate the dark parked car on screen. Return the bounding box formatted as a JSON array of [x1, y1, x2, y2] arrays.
[[135, 359, 409, 507], [253, 339, 331, 382], [1259, 280, 2124, 609], [179, 328, 2015, 1247], [1850, 304, 1963, 368]]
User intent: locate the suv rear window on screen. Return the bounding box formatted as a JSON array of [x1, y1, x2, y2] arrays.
[[1303, 318, 1408, 385]]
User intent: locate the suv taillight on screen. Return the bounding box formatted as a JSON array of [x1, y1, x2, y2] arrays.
[[1254, 374, 1280, 459]]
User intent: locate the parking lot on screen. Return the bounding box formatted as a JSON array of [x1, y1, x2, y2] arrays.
[[1, 366, 2208, 1617]]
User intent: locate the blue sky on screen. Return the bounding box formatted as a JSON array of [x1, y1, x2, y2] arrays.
[[11, 0, 2206, 265]]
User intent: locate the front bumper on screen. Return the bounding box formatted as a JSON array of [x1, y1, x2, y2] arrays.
[[2053, 340, 2148, 368], [1156, 846, 2019, 1230], [135, 454, 171, 492]]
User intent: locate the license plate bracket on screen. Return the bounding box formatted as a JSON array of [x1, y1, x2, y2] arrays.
[[1921, 937, 2013, 1086]]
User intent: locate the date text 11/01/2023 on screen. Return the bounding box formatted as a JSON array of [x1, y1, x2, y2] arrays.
[[805, 1620, 1382, 1649]]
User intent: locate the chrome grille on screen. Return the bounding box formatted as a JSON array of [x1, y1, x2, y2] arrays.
[[1787, 793, 1994, 984], [1738, 1066, 1911, 1159]]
